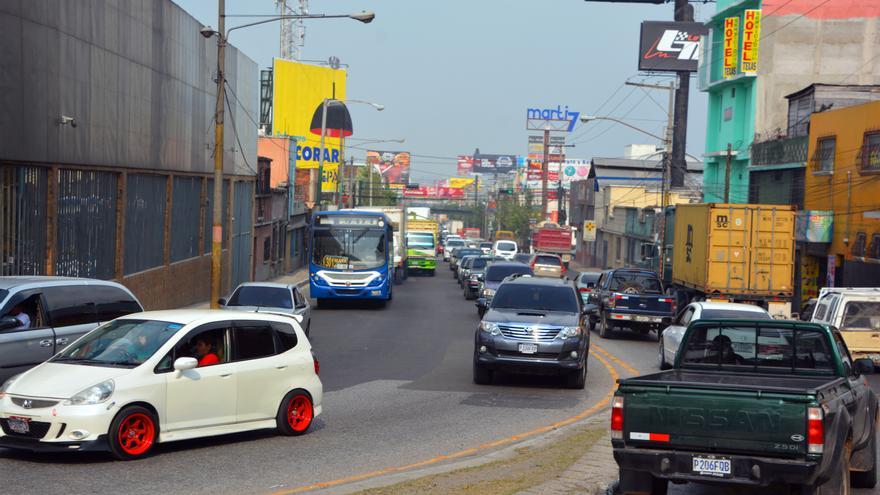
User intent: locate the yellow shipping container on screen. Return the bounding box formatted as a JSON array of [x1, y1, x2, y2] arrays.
[[671, 204, 794, 298]]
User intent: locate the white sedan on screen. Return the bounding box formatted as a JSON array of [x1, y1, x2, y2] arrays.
[[658, 302, 772, 369], [0, 310, 322, 460]]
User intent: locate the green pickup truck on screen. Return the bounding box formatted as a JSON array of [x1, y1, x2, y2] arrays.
[[612, 319, 878, 495]]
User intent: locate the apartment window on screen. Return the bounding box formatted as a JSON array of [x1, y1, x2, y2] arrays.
[[869, 234, 880, 259], [812, 137, 835, 173], [263, 237, 271, 263], [861, 132, 880, 172], [852, 232, 867, 257]]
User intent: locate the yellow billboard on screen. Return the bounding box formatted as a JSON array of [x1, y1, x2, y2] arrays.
[[272, 58, 347, 192], [723, 16, 739, 79], [741, 9, 762, 75], [448, 177, 475, 189]]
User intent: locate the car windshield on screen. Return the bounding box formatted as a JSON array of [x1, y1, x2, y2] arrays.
[[492, 284, 579, 313], [53, 319, 183, 367], [485, 265, 532, 281], [513, 254, 532, 264], [700, 309, 771, 320], [446, 240, 465, 248], [227, 286, 292, 309], [840, 301, 880, 330], [496, 241, 516, 251], [608, 272, 663, 294], [680, 324, 835, 373], [408, 233, 435, 248], [579, 273, 600, 284], [457, 249, 482, 258], [312, 227, 386, 270], [471, 258, 489, 269], [480, 242, 493, 248], [533, 255, 560, 265]]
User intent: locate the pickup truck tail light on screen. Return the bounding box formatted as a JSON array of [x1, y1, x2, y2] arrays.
[[608, 294, 624, 309], [611, 396, 624, 439], [578, 287, 591, 293], [807, 407, 823, 454]]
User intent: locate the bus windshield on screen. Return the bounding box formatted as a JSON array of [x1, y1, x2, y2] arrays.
[[407, 233, 435, 248], [313, 228, 387, 270]]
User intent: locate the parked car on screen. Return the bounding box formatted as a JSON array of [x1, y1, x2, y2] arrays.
[[493, 240, 518, 260], [457, 256, 479, 287], [657, 302, 772, 369], [479, 242, 494, 255], [473, 276, 589, 389], [443, 239, 465, 261], [475, 262, 534, 317], [575, 271, 601, 303], [530, 253, 565, 278], [463, 256, 493, 300], [811, 288, 880, 367], [220, 282, 311, 336], [451, 248, 482, 278], [0, 310, 322, 460], [0, 277, 144, 383], [586, 268, 676, 340], [613, 319, 877, 495]]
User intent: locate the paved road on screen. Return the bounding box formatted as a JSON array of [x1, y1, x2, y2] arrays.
[[0, 264, 620, 495]]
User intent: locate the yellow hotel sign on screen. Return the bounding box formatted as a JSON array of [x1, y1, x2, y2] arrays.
[[723, 16, 739, 79], [741, 9, 762, 75]]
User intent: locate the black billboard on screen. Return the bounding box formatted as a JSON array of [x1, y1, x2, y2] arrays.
[[473, 154, 517, 174], [638, 21, 708, 73]]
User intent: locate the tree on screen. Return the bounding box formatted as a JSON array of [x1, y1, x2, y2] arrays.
[[355, 166, 399, 206], [495, 194, 539, 245]]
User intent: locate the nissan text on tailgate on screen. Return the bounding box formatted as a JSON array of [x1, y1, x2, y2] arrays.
[[612, 319, 878, 495]]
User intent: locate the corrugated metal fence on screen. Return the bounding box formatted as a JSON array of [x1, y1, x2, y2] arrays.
[[55, 169, 118, 279], [0, 166, 48, 275]]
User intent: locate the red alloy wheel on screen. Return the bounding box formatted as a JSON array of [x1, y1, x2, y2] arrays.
[[287, 394, 313, 433], [116, 412, 156, 456]]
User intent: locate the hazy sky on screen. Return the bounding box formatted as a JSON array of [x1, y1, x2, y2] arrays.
[[174, 0, 711, 183]]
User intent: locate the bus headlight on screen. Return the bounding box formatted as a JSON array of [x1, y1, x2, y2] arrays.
[[368, 276, 385, 287]]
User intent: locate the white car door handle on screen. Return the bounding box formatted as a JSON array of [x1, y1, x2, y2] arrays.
[[39, 339, 53, 347], [275, 365, 287, 370], [56, 338, 69, 345], [220, 373, 233, 378]]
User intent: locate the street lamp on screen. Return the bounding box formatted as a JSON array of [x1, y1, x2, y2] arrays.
[[203, 2, 375, 309], [579, 115, 667, 143]]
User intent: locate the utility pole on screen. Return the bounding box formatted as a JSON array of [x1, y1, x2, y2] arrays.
[[368, 161, 374, 206], [210, 0, 226, 309], [724, 143, 732, 203], [659, 81, 675, 278], [671, 0, 694, 188], [541, 128, 550, 221], [348, 156, 355, 208]]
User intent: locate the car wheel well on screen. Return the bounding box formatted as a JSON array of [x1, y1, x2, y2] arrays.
[[277, 388, 313, 413], [115, 401, 160, 423]]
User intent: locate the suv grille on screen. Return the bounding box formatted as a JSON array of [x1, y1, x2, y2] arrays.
[[11, 397, 58, 409], [0, 418, 52, 439], [498, 325, 560, 342]]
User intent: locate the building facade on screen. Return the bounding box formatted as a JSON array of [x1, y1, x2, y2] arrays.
[[801, 100, 880, 297], [700, 0, 880, 203], [0, 1, 258, 309]]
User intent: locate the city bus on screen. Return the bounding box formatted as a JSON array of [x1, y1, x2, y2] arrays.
[[308, 210, 394, 306]]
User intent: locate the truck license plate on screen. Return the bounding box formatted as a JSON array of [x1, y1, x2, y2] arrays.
[[692, 457, 731, 477], [7, 416, 30, 434], [518, 343, 538, 354]]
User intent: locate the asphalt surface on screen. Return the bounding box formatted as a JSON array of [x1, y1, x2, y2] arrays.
[[0, 264, 619, 495]]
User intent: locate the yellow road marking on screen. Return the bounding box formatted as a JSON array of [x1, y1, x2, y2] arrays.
[[271, 347, 630, 494], [591, 343, 640, 377]]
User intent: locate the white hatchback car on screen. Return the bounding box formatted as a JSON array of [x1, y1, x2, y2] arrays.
[[493, 240, 518, 260], [0, 310, 322, 460]]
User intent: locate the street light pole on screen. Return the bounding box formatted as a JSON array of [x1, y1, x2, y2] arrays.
[[210, 0, 226, 309], [315, 99, 329, 208]]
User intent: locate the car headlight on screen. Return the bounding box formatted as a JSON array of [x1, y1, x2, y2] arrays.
[[482, 288, 495, 297], [0, 373, 22, 397], [559, 326, 582, 339], [480, 321, 501, 336], [368, 275, 385, 286], [65, 380, 114, 406]]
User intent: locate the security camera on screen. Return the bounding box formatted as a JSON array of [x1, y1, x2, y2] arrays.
[[57, 116, 77, 127], [200, 26, 217, 39]]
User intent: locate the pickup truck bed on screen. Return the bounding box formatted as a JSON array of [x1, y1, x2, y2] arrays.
[[623, 370, 843, 395]]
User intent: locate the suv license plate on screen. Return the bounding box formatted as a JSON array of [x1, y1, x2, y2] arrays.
[[8, 417, 30, 434], [692, 457, 731, 477], [518, 343, 538, 354]]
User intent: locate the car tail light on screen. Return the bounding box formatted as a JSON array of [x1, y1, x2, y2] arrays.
[[611, 396, 624, 439], [313, 355, 320, 375], [807, 407, 823, 454], [578, 287, 591, 293]]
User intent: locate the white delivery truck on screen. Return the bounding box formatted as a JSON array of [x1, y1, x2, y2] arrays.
[[354, 206, 408, 282]]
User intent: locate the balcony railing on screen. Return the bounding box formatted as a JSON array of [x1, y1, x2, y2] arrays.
[[751, 135, 809, 166]]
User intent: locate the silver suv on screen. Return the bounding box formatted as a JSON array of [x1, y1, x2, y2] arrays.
[[0, 277, 143, 382]]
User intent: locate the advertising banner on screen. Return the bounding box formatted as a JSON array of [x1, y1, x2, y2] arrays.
[[271, 59, 346, 192], [457, 155, 473, 175], [527, 135, 567, 161], [723, 17, 740, 79], [560, 159, 591, 186], [367, 150, 411, 186], [741, 9, 762, 75], [638, 21, 707, 72], [402, 187, 465, 199], [448, 177, 475, 189], [473, 154, 517, 174]]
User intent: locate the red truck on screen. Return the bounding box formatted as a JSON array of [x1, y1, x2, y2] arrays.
[[462, 227, 481, 239], [531, 223, 574, 264]]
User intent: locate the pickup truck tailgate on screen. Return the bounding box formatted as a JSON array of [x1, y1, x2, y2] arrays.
[[619, 371, 829, 457], [611, 294, 675, 315]]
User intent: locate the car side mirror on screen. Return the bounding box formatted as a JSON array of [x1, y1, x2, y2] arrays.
[[0, 317, 20, 331], [174, 357, 198, 372], [217, 297, 227, 307], [854, 358, 874, 375]]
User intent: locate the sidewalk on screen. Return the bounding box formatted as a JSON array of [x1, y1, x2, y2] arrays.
[[184, 266, 310, 309]]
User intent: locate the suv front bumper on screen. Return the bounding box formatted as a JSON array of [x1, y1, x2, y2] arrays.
[[475, 334, 587, 375]]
